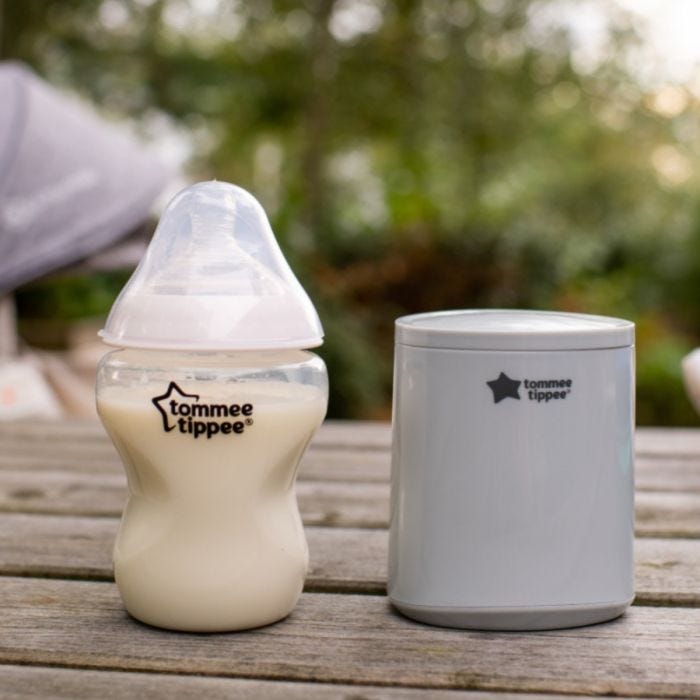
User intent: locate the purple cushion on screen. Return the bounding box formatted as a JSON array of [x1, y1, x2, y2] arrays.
[[0, 62, 172, 293]]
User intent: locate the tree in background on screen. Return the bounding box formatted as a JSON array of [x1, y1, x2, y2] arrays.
[[4, 0, 700, 422]]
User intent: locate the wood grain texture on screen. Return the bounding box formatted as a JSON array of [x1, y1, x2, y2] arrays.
[[1, 513, 698, 604], [1, 664, 589, 700], [4, 420, 700, 455], [0, 577, 699, 697], [0, 419, 695, 447], [0, 469, 127, 517], [1, 420, 699, 698], [295, 453, 700, 493], [0, 664, 656, 700], [635, 428, 700, 457], [0, 469, 390, 526], [0, 419, 108, 444], [2, 437, 700, 495], [635, 457, 700, 493], [0, 443, 390, 482], [636, 538, 700, 606], [1, 469, 698, 537], [0, 513, 386, 592], [635, 491, 700, 537], [0, 418, 392, 449]]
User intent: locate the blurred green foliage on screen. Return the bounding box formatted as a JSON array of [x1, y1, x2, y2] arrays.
[[5, 0, 700, 423], [15, 273, 131, 321]]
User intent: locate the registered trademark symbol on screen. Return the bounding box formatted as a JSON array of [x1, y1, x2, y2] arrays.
[[245, 418, 253, 426]]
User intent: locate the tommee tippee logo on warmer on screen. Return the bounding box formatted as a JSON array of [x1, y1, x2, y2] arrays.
[[486, 372, 573, 405], [152, 381, 254, 439]]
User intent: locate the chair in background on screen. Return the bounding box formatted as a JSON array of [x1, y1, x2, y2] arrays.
[[0, 61, 175, 419]]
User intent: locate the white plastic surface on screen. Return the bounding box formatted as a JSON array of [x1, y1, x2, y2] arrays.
[[100, 181, 323, 350], [389, 343, 635, 629], [396, 309, 634, 351], [682, 348, 700, 415], [391, 600, 632, 631]]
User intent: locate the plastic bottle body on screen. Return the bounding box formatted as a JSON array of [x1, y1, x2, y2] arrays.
[[96, 348, 327, 632]]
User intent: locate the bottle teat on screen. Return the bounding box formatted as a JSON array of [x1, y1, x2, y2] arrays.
[[99, 181, 324, 350]]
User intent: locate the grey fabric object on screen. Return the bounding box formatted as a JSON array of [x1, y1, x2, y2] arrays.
[[0, 62, 171, 294]]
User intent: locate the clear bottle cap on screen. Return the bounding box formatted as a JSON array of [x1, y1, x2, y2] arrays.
[[99, 181, 324, 351]]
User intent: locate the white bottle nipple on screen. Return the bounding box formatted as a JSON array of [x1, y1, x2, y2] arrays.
[[99, 181, 324, 350]]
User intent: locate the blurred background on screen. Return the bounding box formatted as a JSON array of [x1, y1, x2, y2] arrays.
[[2, 0, 700, 423]]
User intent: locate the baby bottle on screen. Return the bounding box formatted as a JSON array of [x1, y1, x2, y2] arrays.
[[95, 181, 328, 632]]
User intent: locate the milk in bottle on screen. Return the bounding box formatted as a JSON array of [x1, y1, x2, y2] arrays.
[[96, 182, 328, 632]]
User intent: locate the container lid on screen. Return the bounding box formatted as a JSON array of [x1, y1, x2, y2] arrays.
[[99, 181, 324, 351], [395, 309, 634, 351]]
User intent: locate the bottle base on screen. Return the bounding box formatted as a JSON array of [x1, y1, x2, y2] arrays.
[[124, 606, 293, 633], [390, 597, 634, 631]]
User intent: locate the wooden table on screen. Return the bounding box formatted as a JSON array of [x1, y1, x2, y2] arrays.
[[1, 420, 699, 698]]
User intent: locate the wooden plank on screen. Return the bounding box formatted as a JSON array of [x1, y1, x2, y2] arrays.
[[2, 470, 699, 538], [1, 664, 585, 700], [0, 435, 390, 466], [319, 426, 700, 459], [0, 449, 121, 475], [306, 448, 390, 482], [635, 457, 700, 493], [0, 445, 391, 482], [0, 437, 118, 461], [298, 480, 388, 528], [0, 513, 385, 593], [0, 419, 108, 444], [313, 420, 391, 449], [0, 470, 389, 528], [2, 444, 700, 495], [5, 420, 700, 458], [0, 419, 392, 450], [0, 470, 127, 517], [635, 491, 700, 538], [635, 428, 700, 457], [636, 538, 700, 606], [0, 513, 115, 581], [3, 433, 700, 492], [1, 514, 698, 605], [0, 577, 699, 697]]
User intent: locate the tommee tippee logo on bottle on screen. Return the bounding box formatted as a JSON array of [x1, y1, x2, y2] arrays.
[[152, 381, 254, 439]]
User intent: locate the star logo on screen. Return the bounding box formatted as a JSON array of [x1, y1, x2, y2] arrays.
[[151, 381, 200, 432], [487, 372, 521, 404]]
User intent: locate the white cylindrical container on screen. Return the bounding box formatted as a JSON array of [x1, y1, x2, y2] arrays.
[[389, 309, 635, 630]]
